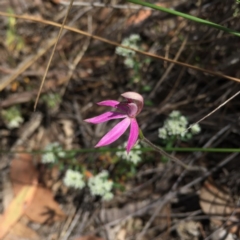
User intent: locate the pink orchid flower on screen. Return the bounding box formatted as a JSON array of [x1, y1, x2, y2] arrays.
[[84, 92, 144, 153]]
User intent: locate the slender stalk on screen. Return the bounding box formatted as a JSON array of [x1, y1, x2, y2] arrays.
[[1, 147, 240, 155], [139, 130, 206, 172]]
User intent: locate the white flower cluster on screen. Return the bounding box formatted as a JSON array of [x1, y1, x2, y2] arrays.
[[1, 106, 24, 129], [63, 169, 85, 189], [158, 111, 201, 139], [7, 116, 24, 129], [41, 142, 66, 164], [88, 171, 113, 201], [115, 34, 141, 68], [116, 142, 142, 164], [190, 124, 201, 135]]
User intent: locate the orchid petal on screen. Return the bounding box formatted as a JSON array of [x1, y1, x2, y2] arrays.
[[121, 92, 144, 115], [84, 111, 126, 124], [121, 92, 144, 105], [97, 100, 129, 114], [127, 103, 138, 117], [95, 118, 131, 147], [126, 118, 139, 153], [97, 100, 120, 108]]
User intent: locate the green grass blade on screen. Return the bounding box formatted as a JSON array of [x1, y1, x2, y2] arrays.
[[127, 0, 240, 37], [1, 147, 240, 154]]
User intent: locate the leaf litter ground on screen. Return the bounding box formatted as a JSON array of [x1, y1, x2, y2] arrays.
[[1, 0, 240, 239]]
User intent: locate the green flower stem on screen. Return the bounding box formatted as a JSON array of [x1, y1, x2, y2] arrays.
[[139, 130, 206, 171], [1, 146, 240, 155], [1, 147, 240, 155], [162, 148, 240, 153], [127, 0, 240, 38]]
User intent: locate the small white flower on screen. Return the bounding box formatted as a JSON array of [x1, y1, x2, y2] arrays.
[[129, 34, 141, 42], [115, 34, 141, 58], [116, 142, 142, 164], [158, 110, 201, 140], [41, 152, 57, 164], [179, 116, 188, 126], [7, 116, 24, 129], [63, 169, 85, 189], [1, 106, 24, 129], [57, 150, 66, 158], [191, 124, 201, 134], [88, 171, 113, 201], [124, 58, 135, 68], [115, 45, 135, 57], [158, 128, 167, 139], [41, 142, 65, 164], [102, 192, 114, 201], [169, 110, 181, 118], [129, 153, 142, 164]]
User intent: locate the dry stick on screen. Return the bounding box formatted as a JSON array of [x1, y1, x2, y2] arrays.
[[59, 12, 92, 146], [1, 11, 239, 152], [60, 38, 91, 85], [34, 0, 74, 110], [153, 210, 204, 240], [140, 51, 195, 130], [136, 152, 239, 240], [59, 12, 92, 85], [185, 89, 240, 133], [63, 211, 90, 240], [160, 50, 195, 106], [59, 205, 79, 240], [149, 36, 188, 98], [13, 112, 43, 149], [163, 21, 186, 68], [0, 12, 240, 84], [59, 11, 93, 239], [141, 136, 206, 172], [99, 152, 238, 236], [73, 99, 90, 147], [0, 38, 57, 91], [203, 201, 240, 240], [0, 14, 84, 92], [52, 7, 92, 117], [171, 124, 231, 192]]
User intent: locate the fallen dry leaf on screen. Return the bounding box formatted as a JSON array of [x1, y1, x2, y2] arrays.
[[200, 181, 235, 216], [3, 220, 39, 240], [24, 186, 66, 224], [0, 185, 37, 239], [200, 180, 240, 233], [10, 152, 66, 224], [10, 152, 39, 194]]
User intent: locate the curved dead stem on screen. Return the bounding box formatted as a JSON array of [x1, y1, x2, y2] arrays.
[[0, 11, 239, 85], [34, 0, 74, 110]]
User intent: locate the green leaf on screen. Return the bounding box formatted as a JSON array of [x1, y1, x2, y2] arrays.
[[127, 0, 240, 37]]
